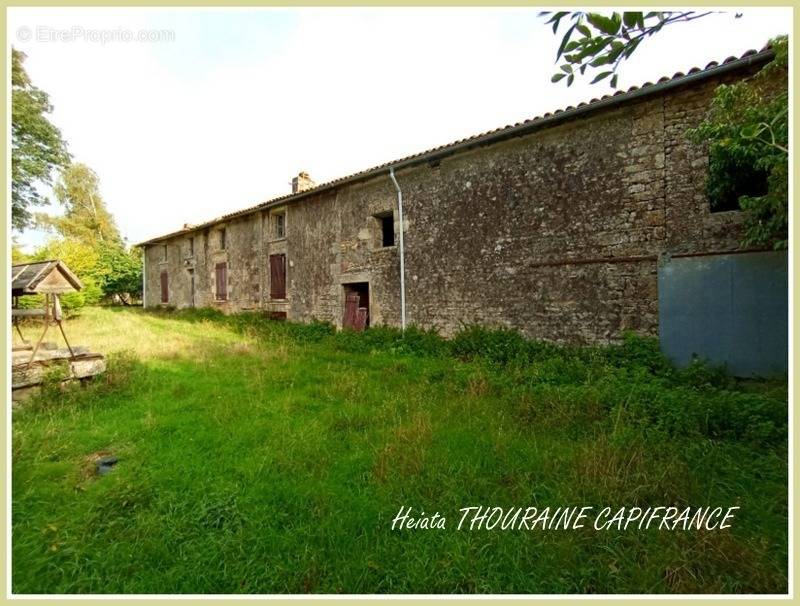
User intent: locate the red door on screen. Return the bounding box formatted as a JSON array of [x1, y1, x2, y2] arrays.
[[343, 284, 369, 331], [343, 292, 360, 330]]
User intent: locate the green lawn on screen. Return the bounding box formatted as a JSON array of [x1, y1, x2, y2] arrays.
[[12, 307, 788, 594]]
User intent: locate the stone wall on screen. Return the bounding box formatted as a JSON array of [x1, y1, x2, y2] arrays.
[[143, 68, 770, 344]]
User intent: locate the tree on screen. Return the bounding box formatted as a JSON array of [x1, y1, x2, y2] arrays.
[[43, 163, 122, 245], [32, 161, 142, 309], [688, 36, 788, 249], [100, 245, 143, 302], [542, 11, 716, 87], [11, 48, 70, 230]]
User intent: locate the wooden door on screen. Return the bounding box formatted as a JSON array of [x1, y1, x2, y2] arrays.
[[343, 292, 360, 329], [343, 283, 369, 331]]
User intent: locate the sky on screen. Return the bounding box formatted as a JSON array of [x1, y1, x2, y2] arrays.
[[8, 7, 792, 249]]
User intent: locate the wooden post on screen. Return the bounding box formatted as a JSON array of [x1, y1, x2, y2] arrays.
[[53, 295, 75, 358], [27, 294, 50, 367]]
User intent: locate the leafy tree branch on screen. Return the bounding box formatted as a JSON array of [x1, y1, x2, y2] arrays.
[[11, 48, 70, 230], [541, 11, 719, 87]]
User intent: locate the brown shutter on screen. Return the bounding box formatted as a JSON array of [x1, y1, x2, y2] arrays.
[[270, 254, 286, 299], [215, 262, 227, 300], [160, 271, 168, 303]]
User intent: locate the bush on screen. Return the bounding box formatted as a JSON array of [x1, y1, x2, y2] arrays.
[[601, 331, 674, 376], [334, 325, 405, 354], [449, 325, 532, 365], [392, 326, 449, 357], [592, 369, 786, 446], [675, 357, 733, 390], [286, 319, 336, 343], [703, 389, 787, 445], [14, 294, 44, 310]]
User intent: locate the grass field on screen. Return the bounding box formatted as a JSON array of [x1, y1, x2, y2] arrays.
[[11, 307, 788, 594]]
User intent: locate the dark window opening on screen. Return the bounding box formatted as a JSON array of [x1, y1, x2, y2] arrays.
[[188, 237, 194, 256], [219, 228, 227, 250], [160, 271, 169, 303], [215, 262, 228, 301], [162, 244, 168, 262], [708, 152, 769, 213], [380, 214, 395, 247], [270, 254, 286, 299]]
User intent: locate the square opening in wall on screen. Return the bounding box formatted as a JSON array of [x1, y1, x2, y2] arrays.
[[708, 156, 769, 213]]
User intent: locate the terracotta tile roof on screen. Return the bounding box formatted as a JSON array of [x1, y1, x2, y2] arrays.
[[136, 45, 774, 246]]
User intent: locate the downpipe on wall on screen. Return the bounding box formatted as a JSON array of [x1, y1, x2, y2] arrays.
[[142, 252, 146, 309], [388, 167, 407, 330]]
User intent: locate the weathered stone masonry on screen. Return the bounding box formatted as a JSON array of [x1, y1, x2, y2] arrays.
[[140, 52, 776, 344]]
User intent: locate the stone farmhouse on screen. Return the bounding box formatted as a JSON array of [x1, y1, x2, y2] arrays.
[[138, 48, 778, 344]]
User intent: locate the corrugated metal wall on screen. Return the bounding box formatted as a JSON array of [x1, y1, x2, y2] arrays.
[[658, 251, 788, 377]]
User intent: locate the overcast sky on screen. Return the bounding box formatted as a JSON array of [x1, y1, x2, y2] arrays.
[[8, 7, 791, 249]]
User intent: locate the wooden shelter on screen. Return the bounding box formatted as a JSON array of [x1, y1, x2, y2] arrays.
[[11, 260, 86, 371], [12, 259, 82, 297], [11, 260, 105, 401], [12, 260, 82, 353]]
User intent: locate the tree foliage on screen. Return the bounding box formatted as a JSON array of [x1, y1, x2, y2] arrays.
[[26, 161, 142, 311], [41, 163, 122, 245], [27, 237, 142, 312], [11, 48, 70, 230], [100, 245, 143, 299], [541, 11, 715, 87], [688, 36, 788, 249]]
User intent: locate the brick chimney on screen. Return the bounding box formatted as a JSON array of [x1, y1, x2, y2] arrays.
[[291, 171, 315, 194]]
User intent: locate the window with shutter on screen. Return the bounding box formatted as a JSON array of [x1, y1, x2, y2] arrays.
[[270, 254, 286, 299], [215, 262, 227, 301], [160, 271, 168, 303]]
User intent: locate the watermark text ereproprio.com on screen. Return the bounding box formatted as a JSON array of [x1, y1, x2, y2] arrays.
[[16, 25, 175, 45]]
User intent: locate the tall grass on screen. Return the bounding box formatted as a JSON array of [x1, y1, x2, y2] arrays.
[[11, 307, 787, 594]]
